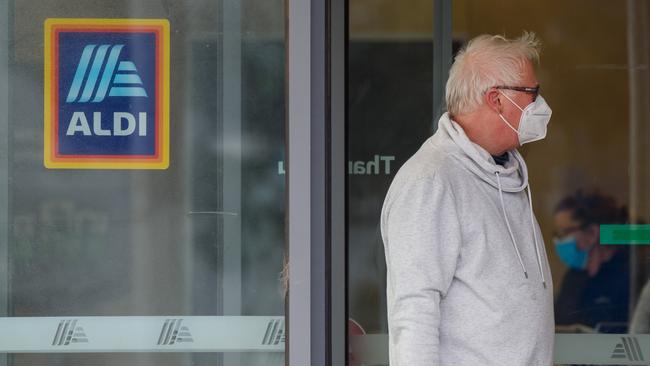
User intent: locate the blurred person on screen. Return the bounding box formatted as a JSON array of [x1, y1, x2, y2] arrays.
[[381, 32, 554, 365], [553, 190, 629, 330]]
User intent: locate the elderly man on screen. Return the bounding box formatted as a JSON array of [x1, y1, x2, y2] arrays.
[[380, 33, 554, 365]]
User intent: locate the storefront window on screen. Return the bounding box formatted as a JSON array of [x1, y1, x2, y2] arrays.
[[348, 0, 650, 365], [453, 1, 649, 364], [0, 0, 285, 365]]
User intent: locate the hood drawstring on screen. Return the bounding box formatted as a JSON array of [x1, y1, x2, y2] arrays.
[[496, 172, 547, 287], [495, 172, 528, 279], [526, 183, 548, 289]]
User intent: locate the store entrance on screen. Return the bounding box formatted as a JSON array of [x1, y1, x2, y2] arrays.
[[346, 0, 650, 365]]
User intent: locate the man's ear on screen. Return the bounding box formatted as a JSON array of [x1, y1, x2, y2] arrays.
[[484, 88, 502, 114]]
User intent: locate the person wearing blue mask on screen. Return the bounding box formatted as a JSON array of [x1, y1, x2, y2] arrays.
[[553, 190, 629, 330]]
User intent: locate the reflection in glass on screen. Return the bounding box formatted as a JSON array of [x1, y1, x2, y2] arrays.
[[553, 190, 630, 333]]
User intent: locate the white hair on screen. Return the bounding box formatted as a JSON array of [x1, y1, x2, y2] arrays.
[[445, 32, 541, 116]]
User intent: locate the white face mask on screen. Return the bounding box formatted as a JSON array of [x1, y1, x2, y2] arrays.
[[498, 92, 552, 145]]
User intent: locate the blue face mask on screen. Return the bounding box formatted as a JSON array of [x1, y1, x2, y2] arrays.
[[554, 236, 588, 270]]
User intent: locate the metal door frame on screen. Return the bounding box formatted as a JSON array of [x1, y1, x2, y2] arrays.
[[286, 0, 347, 364]]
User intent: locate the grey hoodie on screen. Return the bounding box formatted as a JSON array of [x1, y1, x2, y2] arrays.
[[380, 113, 554, 365]]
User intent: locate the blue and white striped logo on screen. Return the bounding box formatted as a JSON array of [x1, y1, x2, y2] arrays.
[[66, 44, 148, 103]]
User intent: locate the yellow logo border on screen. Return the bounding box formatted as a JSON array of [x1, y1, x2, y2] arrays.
[[44, 18, 170, 170]]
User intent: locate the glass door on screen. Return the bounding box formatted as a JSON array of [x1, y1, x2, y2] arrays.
[[347, 0, 650, 365], [346, 0, 440, 365], [0, 0, 286, 365]]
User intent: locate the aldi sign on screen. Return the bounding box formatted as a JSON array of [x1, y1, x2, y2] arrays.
[[44, 18, 170, 169]]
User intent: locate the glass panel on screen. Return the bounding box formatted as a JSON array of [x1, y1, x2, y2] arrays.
[[1, 0, 285, 365], [452, 1, 649, 364], [347, 1, 434, 365], [348, 0, 650, 365]]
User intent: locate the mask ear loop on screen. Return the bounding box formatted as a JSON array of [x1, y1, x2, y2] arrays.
[[497, 91, 524, 135], [499, 90, 525, 112], [498, 114, 520, 135]]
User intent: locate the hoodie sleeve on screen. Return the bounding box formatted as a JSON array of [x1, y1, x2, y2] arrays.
[[382, 173, 462, 366]]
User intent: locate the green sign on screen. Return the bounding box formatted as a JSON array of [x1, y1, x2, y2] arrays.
[[600, 225, 650, 245]]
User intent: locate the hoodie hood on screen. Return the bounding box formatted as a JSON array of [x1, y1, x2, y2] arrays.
[[436, 112, 529, 193]]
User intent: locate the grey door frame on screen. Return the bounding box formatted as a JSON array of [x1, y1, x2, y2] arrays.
[[286, 0, 347, 364], [330, 0, 347, 364], [433, 0, 452, 126], [1, 2, 9, 366]]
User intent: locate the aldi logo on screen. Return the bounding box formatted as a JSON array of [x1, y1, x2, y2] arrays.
[[261, 318, 285, 346], [44, 18, 170, 169], [157, 319, 194, 345], [65, 44, 148, 103], [51, 319, 88, 346], [611, 336, 645, 361]]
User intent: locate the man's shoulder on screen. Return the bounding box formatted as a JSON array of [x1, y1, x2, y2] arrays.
[[382, 140, 462, 214], [391, 137, 462, 185], [380, 139, 464, 238]]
